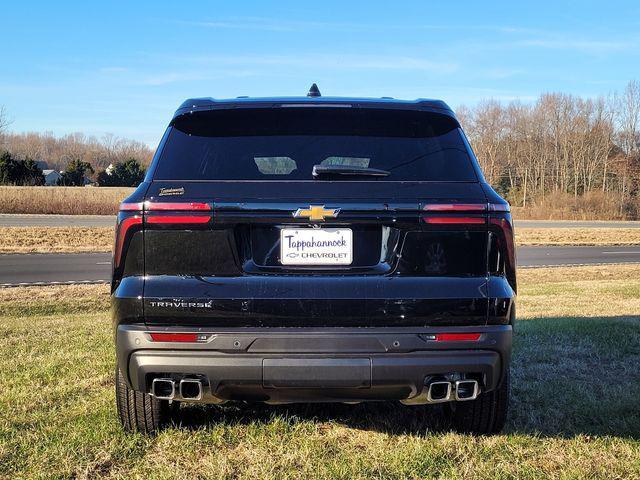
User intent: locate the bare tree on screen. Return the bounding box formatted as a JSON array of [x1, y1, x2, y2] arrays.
[[2, 130, 154, 172], [461, 86, 637, 214], [0, 106, 12, 147], [616, 80, 640, 155]]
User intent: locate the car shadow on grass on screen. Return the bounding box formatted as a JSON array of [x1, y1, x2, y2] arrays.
[[173, 400, 451, 436], [172, 315, 640, 439]]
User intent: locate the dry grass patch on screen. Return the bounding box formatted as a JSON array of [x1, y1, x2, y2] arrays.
[[511, 191, 639, 220], [0, 283, 109, 316], [520, 263, 640, 283], [519, 264, 640, 319], [0, 226, 113, 253], [516, 227, 640, 246], [0, 186, 133, 215]]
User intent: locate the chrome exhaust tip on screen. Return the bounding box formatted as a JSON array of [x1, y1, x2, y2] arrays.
[[179, 378, 203, 400], [151, 378, 175, 400], [455, 379, 479, 401], [426, 381, 452, 403]]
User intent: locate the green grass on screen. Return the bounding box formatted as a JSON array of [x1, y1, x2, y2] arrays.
[[1, 268, 640, 479]]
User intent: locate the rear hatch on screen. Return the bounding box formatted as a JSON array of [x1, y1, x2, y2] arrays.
[[142, 107, 490, 327]]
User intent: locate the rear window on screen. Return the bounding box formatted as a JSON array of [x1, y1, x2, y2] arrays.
[[154, 108, 478, 181]]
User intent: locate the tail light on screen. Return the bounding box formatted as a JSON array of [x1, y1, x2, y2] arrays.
[[114, 201, 213, 270], [422, 202, 509, 225], [119, 202, 144, 211], [146, 215, 211, 224], [422, 203, 487, 225], [423, 217, 485, 225], [423, 203, 487, 212], [145, 202, 211, 211], [488, 203, 510, 212], [113, 202, 143, 269], [113, 215, 142, 267], [486, 200, 516, 291], [489, 213, 517, 290], [144, 201, 212, 225]]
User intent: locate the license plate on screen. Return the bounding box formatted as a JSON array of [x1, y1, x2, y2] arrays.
[[280, 228, 353, 265]]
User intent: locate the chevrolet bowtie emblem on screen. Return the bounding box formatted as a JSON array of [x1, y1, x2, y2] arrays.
[[293, 205, 340, 222]]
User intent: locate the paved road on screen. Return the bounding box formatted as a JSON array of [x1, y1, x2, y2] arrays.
[[517, 245, 640, 268], [1, 246, 639, 287], [2, 214, 640, 229], [0, 253, 112, 286]]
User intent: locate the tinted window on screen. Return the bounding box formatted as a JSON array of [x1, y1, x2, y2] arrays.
[[154, 108, 478, 181]]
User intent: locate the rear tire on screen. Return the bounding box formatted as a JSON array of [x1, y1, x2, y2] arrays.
[[115, 368, 173, 434], [445, 369, 510, 435]]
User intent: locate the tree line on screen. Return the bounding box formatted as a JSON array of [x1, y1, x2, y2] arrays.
[[1, 130, 152, 171], [0, 150, 147, 187], [0, 116, 152, 186], [457, 80, 640, 217], [0, 152, 44, 186]]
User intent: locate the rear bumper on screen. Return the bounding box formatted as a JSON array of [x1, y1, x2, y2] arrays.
[[116, 325, 512, 404]]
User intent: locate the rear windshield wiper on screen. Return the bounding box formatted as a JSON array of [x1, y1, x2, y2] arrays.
[[312, 165, 390, 178]]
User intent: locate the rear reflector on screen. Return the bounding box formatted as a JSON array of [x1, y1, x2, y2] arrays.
[[149, 333, 200, 342], [146, 215, 211, 224], [435, 333, 482, 342], [145, 202, 211, 211], [423, 217, 486, 225], [423, 203, 487, 212]]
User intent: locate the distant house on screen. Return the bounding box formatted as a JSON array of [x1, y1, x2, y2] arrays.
[[42, 169, 62, 186]]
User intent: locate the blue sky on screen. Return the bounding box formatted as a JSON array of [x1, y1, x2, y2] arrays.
[[1, 0, 639, 146]]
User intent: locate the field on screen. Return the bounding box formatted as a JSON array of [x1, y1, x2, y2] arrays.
[[515, 227, 640, 246], [0, 186, 133, 215], [1, 265, 639, 479], [1, 225, 640, 254], [0, 227, 114, 253], [1, 187, 640, 222]]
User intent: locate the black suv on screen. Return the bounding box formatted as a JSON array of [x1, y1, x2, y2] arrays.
[[113, 87, 516, 435]]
